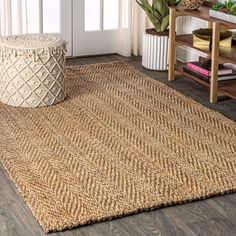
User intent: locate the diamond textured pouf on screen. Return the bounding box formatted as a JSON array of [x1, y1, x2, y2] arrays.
[[0, 34, 67, 107]]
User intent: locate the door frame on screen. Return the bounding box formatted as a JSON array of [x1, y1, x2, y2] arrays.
[[61, 0, 73, 56]]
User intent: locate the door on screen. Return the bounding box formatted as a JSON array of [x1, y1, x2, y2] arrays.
[[0, 0, 72, 56], [29, 0, 72, 56], [73, 0, 121, 56], [39, 0, 73, 56], [59, 0, 73, 56]]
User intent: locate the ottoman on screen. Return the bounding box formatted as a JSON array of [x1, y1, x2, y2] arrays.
[[0, 34, 67, 107]]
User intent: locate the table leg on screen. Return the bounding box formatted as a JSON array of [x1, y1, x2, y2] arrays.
[[168, 8, 176, 81], [210, 22, 220, 103]]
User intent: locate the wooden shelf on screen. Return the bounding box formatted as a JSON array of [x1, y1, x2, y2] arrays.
[[175, 63, 236, 100], [176, 34, 236, 64], [168, 5, 236, 103], [218, 80, 236, 100], [175, 63, 210, 87], [174, 5, 236, 29]]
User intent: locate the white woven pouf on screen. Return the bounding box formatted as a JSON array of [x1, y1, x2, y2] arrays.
[[0, 34, 67, 107]]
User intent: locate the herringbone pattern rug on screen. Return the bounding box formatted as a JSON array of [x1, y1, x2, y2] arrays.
[[0, 62, 236, 233]]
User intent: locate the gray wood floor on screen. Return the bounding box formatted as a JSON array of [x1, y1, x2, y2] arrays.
[[1, 55, 236, 236]]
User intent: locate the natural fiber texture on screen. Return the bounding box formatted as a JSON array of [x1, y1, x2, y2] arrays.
[[0, 62, 236, 233], [0, 34, 67, 107], [181, 0, 205, 10]]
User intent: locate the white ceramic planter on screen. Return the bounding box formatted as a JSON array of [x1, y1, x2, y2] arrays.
[[142, 32, 168, 71], [209, 9, 236, 24]]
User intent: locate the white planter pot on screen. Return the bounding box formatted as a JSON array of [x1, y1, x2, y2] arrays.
[[142, 32, 168, 71], [209, 9, 236, 24]]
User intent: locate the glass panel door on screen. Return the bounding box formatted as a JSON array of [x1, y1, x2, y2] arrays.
[[73, 0, 120, 56]]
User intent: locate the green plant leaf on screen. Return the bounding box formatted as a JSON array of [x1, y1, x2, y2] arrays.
[[167, 0, 180, 6], [224, 0, 236, 11], [212, 3, 223, 10], [137, 0, 159, 20], [153, 0, 169, 17], [147, 11, 162, 30], [161, 15, 169, 32], [151, 8, 162, 20], [154, 23, 161, 32], [136, 0, 169, 32]]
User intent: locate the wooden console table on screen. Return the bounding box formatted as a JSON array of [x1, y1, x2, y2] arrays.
[[168, 5, 236, 103]]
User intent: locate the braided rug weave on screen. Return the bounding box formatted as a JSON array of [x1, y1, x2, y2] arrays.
[[0, 62, 236, 233]]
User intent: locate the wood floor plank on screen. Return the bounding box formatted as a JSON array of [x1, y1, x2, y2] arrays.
[[0, 55, 236, 236], [0, 166, 44, 236]]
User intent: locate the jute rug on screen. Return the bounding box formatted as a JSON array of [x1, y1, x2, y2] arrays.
[[0, 62, 236, 233]]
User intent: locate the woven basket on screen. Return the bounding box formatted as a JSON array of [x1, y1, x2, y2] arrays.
[[0, 34, 67, 108], [182, 0, 205, 10]]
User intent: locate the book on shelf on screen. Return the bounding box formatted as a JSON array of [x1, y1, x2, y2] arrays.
[[224, 63, 236, 70], [183, 66, 236, 82], [187, 61, 233, 77]]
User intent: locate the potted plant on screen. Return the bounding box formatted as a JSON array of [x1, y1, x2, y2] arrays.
[[210, 0, 236, 23], [136, 0, 179, 71]]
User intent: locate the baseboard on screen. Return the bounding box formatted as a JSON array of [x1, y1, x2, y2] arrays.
[[176, 46, 207, 63]]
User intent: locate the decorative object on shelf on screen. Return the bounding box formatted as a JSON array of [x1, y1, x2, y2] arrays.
[[231, 4, 236, 14], [187, 59, 233, 76], [224, 0, 236, 11], [183, 64, 236, 81], [184, 58, 236, 82], [0, 34, 67, 108], [193, 28, 232, 48], [210, 0, 236, 23], [181, 0, 205, 10], [136, 0, 179, 71], [204, 0, 218, 7]]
